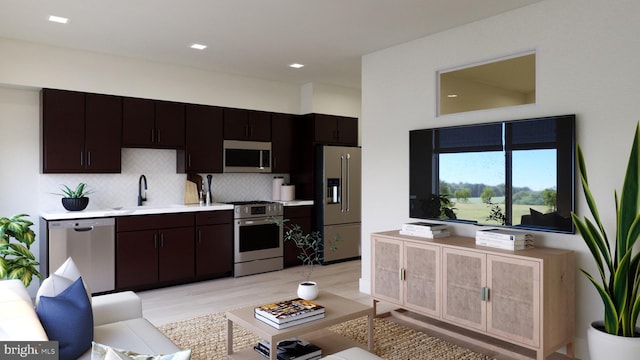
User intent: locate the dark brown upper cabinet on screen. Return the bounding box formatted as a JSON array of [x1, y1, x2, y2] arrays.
[[177, 104, 224, 173], [223, 108, 271, 142], [122, 98, 185, 149], [312, 114, 358, 146], [271, 113, 295, 173], [41, 89, 122, 173]]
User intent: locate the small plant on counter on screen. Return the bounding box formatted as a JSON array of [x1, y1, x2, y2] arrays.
[[0, 214, 42, 287], [56, 182, 93, 198]]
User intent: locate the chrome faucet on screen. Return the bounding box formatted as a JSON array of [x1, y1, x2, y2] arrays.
[[138, 175, 147, 206]]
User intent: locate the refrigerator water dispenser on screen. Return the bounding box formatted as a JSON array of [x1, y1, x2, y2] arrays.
[[327, 178, 340, 204]]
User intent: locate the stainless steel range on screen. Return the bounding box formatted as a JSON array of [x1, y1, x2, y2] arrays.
[[228, 201, 283, 277]]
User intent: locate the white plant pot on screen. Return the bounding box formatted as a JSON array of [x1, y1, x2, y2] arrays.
[[588, 321, 640, 360], [297, 281, 319, 300]]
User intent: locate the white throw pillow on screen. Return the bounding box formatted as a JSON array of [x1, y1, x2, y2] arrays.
[[91, 342, 191, 360], [36, 257, 91, 306]]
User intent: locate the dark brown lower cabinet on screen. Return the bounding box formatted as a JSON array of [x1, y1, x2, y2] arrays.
[[116, 213, 195, 290], [195, 211, 233, 278], [283, 206, 313, 268]]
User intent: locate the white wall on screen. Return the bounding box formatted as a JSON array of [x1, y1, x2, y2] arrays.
[[360, 1, 640, 358]]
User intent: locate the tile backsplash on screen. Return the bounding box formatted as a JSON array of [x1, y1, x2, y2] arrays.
[[39, 148, 290, 213]]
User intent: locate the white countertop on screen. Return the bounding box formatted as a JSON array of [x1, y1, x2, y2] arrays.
[[41, 200, 314, 220], [41, 203, 234, 220]]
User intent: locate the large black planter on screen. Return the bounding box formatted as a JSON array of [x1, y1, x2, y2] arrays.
[[62, 197, 89, 211]]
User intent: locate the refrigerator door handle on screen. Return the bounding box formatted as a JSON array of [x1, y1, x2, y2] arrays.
[[340, 154, 345, 212], [346, 153, 351, 212]]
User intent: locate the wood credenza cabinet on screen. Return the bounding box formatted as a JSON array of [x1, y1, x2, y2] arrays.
[[371, 231, 575, 360]]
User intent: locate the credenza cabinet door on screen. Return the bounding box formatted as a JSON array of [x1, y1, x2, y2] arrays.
[[442, 247, 486, 331], [371, 236, 402, 304], [487, 255, 540, 347], [404, 242, 440, 316]]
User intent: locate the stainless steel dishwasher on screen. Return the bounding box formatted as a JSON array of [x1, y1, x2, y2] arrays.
[[48, 218, 115, 293]]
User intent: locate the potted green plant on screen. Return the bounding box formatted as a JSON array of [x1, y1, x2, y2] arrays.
[[277, 219, 340, 300], [571, 123, 640, 359], [57, 182, 93, 211], [0, 214, 43, 287]]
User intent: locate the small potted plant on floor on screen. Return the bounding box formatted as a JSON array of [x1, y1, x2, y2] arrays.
[[277, 219, 340, 300], [57, 182, 93, 211], [0, 214, 43, 287], [572, 123, 640, 359]]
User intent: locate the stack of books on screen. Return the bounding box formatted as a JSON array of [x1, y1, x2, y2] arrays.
[[475, 228, 534, 250], [254, 337, 322, 360], [254, 298, 325, 329], [400, 221, 450, 238]]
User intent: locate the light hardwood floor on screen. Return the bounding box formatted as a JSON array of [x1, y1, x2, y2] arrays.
[[138, 259, 372, 326]]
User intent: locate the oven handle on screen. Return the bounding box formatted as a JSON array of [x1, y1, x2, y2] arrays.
[[236, 218, 283, 226]]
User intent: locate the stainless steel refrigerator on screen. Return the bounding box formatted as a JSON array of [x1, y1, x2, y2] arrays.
[[315, 145, 361, 263]]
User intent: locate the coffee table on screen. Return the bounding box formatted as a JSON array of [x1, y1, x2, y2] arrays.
[[226, 291, 374, 360]]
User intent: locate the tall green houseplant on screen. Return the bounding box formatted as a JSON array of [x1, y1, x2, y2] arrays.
[[0, 214, 43, 287], [572, 123, 640, 337]]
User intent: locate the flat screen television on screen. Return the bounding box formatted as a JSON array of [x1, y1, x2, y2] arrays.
[[409, 114, 575, 234]]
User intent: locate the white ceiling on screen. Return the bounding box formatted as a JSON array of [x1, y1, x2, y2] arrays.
[[0, 0, 542, 89]]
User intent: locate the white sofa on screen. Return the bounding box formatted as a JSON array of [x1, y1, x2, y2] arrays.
[[0, 279, 180, 359]]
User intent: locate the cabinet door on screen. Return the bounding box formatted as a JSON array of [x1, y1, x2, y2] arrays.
[[158, 227, 194, 283], [371, 236, 403, 304], [337, 117, 358, 145], [116, 230, 159, 289], [271, 113, 294, 173], [181, 104, 223, 173], [404, 242, 440, 316], [247, 110, 271, 141], [487, 255, 540, 347], [41, 89, 86, 172], [122, 97, 155, 147], [84, 93, 122, 172], [313, 114, 338, 144], [283, 206, 313, 268], [223, 108, 249, 140], [155, 101, 185, 148], [196, 223, 233, 277], [442, 247, 486, 331]]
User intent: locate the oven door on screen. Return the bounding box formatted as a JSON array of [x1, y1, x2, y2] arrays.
[[234, 217, 283, 262]]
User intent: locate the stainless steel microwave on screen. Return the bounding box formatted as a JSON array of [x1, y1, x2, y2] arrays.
[[223, 140, 272, 173]]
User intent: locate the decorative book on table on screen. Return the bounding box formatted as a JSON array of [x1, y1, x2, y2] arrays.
[[254, 298, 325, 328], [254, 337, 322, 360], [400, 221, 450, 238], [475, 228, 534, 250]]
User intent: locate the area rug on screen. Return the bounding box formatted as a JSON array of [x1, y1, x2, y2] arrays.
[[158, 312, 494, 360]]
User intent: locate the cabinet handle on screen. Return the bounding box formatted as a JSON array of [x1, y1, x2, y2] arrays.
[[399, 268, 405, 281], [245, 125, 249, 138], [480, 287, 490, 301], [151, 129, 155, 143], [188, 154, 191, 167], [198, 230, 201, 245], [80, 152, 84, 166], [154, 234, 158, 249], [87, 151, 91, 167], [157, 129, 161, 143], [160, 233, 164, 248]]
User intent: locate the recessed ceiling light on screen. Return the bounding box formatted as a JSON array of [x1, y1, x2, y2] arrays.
[[48, 15, 69, 24], [447, 94, 458, 98], [191, 44, 207, 50], [289, 63, 304, 69]]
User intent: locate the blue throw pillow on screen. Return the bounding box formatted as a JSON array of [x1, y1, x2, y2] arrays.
[[36, 277, 93, 360]]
